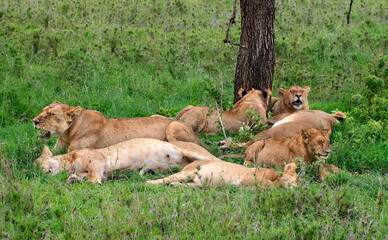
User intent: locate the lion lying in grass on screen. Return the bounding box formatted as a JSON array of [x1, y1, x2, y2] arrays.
[[254, 110, 346, 140], [245, 128, 340, 179], [175, 88, 271, 134], [36, 139, 220, 184], [33, 102, 204, 151], [272, 86, 310, 115], [147, 161, 299, 188]]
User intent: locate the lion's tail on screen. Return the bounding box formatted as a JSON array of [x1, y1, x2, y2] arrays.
[[176, 147, 220, 162], [218, 154, 245, 159], [332, 111, 346, 121], [175, 105, 195, 120]]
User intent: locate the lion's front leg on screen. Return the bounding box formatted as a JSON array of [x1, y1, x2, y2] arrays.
[[87, 162, 105, 184], [67, 173, 88, 184], [53, 137, 68, 152]]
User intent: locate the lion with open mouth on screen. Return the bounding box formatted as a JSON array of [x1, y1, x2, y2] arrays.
[[33, 102, 205, 152], [272, 86, 310, 116]]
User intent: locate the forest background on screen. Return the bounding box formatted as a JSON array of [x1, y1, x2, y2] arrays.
[[0, 0, 387, 238]]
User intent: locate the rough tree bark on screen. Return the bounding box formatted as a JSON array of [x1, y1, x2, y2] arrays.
[[233, 0, 275, 105]]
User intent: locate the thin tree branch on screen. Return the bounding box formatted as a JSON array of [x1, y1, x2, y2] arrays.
[[223, 0, 246, 48], [215, 100, 228, 141], [347, 0, 354, 24]]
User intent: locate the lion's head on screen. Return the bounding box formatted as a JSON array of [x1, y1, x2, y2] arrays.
[[33, 102, 82, 139], [278, 86, 310, 111], [35, 146, 63, 175], [302, 128, 331, 160], [235, 88, 272, 109]]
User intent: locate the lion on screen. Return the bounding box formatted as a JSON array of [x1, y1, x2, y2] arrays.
[[272, 86, 310, 116], [175, 88, 271, 134], [244, 128, 340, 180], [33, 102, 205, 151], [146, 161, 299, 188], [253, 110, 346, 140], [36, 139, 220, 184]]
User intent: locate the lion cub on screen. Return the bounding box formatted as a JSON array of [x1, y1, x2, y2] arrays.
[[36, 139, 220, 184], [245, 128, 340, 179], [147, 161, 299, 188], [272, 86, 310, 116]]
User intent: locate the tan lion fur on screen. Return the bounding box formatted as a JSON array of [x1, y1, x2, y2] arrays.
[[245, 128, 340, 180], [147, 161, 299, 188], [245, 128, 332, 166], [33, 102, 204, 151], [254, 110, 346, 140], [175, 89, 271, 134], [36, 139, 220, 184], [272, 86, 310, 116]]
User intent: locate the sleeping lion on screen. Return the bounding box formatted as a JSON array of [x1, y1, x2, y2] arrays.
[[36, 139, 220, 184], [147, 161, 299, 188]]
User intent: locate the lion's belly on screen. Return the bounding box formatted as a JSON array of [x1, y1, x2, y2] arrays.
[[102, 138, 184, 173]]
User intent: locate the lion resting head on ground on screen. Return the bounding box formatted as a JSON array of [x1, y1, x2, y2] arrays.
[[175, 88, 271, 134], [245, 128, 340, 180], [33, 102, 205, 151], [147, 161, 299, 188], [36, 139, 220, 184], [272, 86, 310, 116]]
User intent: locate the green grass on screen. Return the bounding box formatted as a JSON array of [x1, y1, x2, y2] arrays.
[[0, 0, 387, 238]]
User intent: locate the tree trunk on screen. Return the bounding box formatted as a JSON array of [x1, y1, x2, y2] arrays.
[[234, 0, 275, 104]]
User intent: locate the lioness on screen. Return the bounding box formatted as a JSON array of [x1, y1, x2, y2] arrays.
[[33, 102, 204, 151], [36, 139, 220, 184], [272, 86, 310, 115], [147, 161, 299, 188], [254, 110, 346, 140], [175, 89, 271, 134], [245, 128, 340, 179]]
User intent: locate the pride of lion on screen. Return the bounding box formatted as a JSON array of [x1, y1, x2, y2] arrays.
[[33, 85, 346, 188]]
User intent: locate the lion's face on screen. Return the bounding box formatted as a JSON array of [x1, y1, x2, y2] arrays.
[[35, 146, 62, 175], [33, 102, 81, 139], [278, 86, 310, 110], [303, 128, 332, 160]]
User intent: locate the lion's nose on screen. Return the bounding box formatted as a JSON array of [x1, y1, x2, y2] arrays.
[[33, 119, 40, 124], [325, 150, 331, 154], [296, 94, 302, 98]]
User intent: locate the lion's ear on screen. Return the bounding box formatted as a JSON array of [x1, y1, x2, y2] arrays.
[[284, 163, 297, 172], [323, 129, 332, 136], [238, 88, 248, 98], [303, 86, 311, 93], [66, 106, 82, 122], [278, 88, 286, 97], [301, 129, 309, 141], [263, 88, 272, 99]]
